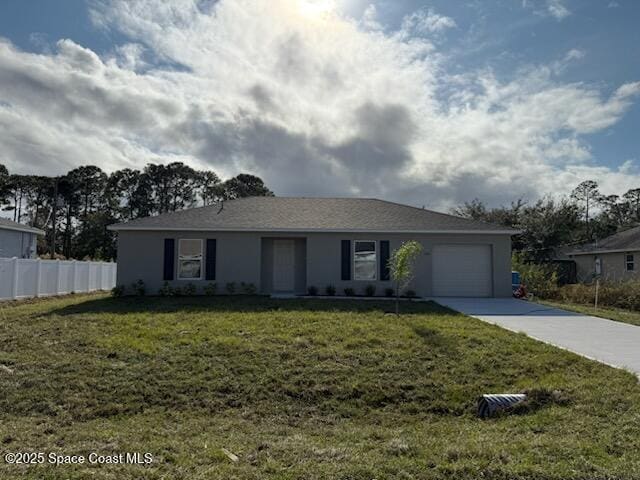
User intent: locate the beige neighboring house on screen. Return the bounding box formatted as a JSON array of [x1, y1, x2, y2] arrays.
[[568, 226, 640, 282]]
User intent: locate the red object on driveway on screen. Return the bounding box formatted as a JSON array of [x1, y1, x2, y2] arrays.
[[513, 284, 527, 299]]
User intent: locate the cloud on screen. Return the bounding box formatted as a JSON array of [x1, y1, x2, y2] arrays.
[[360, 5, 382, 31], [0, 0, 638, 211], [523, 0, 571, 21], [110, 43, 149, 71], [401, 8, 457, 35], [564, 48, 585, 61], [547, 0, 571, 20], [548, 49, 586, 74]]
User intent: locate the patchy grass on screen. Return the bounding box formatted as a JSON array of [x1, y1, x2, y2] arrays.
[[541, 299, 640, 327], [0, 294, 639, 479]]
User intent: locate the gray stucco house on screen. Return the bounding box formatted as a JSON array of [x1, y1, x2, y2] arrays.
[[108, 197, 517, 297], [568, 226, 640, 282], [0, 218, 44, 258]]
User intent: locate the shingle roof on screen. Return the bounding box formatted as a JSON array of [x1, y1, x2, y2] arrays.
[[108, 197, 517, 234], [569, 225, 640, 255], [0, 217, 45, 235]]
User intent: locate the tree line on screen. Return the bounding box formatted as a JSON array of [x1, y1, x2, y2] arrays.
[[3, 164, 635, 266], [453, 180, 640, 263], [0, 162, 273, 260]]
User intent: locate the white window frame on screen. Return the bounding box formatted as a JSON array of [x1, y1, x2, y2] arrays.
[[177, 238, 204, 280], [353, 240, 377, 281], [626, 253, 635, 272]]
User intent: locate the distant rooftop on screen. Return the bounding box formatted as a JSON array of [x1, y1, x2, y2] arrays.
[[569, 225, 640, 255], [108, 197, 518, 234], [0, 217, 45, 235]]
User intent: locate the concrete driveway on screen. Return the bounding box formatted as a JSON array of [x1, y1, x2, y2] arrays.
[[432, 297, 640, 376]]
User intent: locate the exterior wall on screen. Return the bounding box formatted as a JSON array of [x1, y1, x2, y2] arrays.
[[260, 238, 273, 294], [116, 230, 513, 297], [573, 251, 638, 283], [294, 239, 307, 294], [0, 229, 37, 258], [305, 233, 512, 297], [117, 231, 262, 294]]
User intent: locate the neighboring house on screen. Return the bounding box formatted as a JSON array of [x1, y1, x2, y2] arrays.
[[568, 226, 640, 282], [107, 197, 518, 298], [549, 246, 578, 285], [0, 218, 44, 259]]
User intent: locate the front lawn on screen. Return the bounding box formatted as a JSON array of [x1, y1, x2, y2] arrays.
[[1, 294, 639, 479], [541, 299, 640, 327]]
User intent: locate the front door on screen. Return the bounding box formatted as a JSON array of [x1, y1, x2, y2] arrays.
[[273, 239, 295, 292]]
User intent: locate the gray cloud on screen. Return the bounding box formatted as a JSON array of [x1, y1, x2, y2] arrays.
[[321, 103, 416, 192], [248, 84, 278, 113]]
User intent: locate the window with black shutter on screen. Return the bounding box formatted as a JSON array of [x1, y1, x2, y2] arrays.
[[380, 240, 390, 281], [163, 239, 175, 281], [206, 239, 217, 280], [341, 240, 351, 280]]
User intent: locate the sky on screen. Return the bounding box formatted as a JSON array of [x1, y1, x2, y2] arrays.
[[0, 0, 639, 211]]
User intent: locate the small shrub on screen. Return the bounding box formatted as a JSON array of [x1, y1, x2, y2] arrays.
[[512, 252, 559, 299], [344, 287, 355, 297], [226, 282, 236, 295], [365, 284, 376, 297], [158, 281, 172, 297], [111, 285, 126, 297], [172, 286, 183, 297], [559, 283, 594, 306], [203, 282, 217, 296], [384, 287, 395, 297], [183, 283, 197, 296], [307, 286, 318, 296], [131, 279, 145, 296], [404, 289, 417, 298], [241, 282, 257, 295], [558, 281, 640, 311], [325, 285, 336, 296]]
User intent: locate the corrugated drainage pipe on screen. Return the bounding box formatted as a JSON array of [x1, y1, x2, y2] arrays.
[[478, 394, 527, 418]]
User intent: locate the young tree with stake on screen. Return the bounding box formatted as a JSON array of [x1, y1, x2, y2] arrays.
[[388, 241, 423, 315]]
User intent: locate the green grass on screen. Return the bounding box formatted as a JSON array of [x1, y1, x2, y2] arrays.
[[541, 299, 640, 327], [1, 294, 639, 479]]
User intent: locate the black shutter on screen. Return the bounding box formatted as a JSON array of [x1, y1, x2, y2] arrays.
[[205, 239, 217, 280], [380, 240, 390, 281], [163, 239, 175, 281], [341, 240, 351, 280]]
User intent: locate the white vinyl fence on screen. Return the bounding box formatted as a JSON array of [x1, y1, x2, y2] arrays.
[[0, 258, 117, 301]]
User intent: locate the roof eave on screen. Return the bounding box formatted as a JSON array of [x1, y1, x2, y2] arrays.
[[107, 225, 520, 235], [0, 224, 45, 235], [569, 248, 640, 256]]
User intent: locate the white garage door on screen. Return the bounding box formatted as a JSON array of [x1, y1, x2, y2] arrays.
[[432, 244, 492, 297]]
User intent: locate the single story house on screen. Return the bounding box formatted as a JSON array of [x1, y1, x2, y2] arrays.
[[568, 225, 640, 282], [0, 218, 44, 259], [108, 197, 518, 297]]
